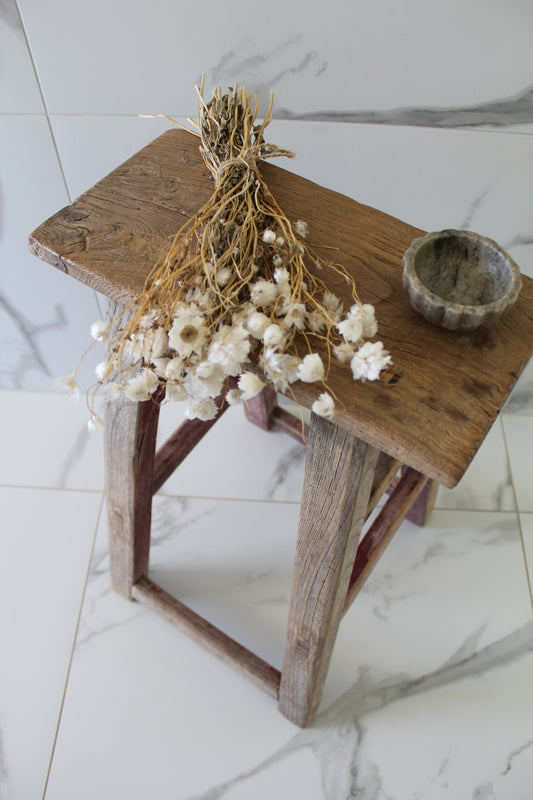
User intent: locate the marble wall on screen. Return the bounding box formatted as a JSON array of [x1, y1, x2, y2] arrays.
[[2, 0, 533, 404]]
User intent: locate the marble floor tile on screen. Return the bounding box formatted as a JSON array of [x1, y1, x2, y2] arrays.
[[44, 503, 532, 799], [156, 400, 306, 502], [435, 418, 514, 512], [502, 416, 533, 512], [0, 487, 102, 800], [0, 389, 105, 491]]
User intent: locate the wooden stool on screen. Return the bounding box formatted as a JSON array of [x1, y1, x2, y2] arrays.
[[29, 130, 533, 727]]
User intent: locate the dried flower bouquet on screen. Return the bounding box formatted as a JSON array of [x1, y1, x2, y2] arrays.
[[63, 82, 391, 428]]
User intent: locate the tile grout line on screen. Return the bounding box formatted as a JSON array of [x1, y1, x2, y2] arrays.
[[41, 491, 106, 800], [14, 0, 72, 204], [500, 416, 533, 610], [14, 0, 104, 320]]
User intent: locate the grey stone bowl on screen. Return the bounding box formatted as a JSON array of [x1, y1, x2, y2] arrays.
[[402, 229, 522, 330]]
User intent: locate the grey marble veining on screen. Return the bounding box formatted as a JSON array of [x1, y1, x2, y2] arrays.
[[0, 291, 66, 388], [275, 83, 533, 130], [189, 620, 533, 800]]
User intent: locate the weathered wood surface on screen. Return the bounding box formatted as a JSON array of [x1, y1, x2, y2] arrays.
[[278, 414, 379, 727], [132, 577, 281, 699], [104, 300, 161, 597], [344, 468, 428, 614], [29, 128, 533, 487]]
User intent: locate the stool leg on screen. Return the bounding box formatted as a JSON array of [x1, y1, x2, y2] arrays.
[[104, 300, 161, 598], [278, 414, 379, 727], [406, 476, 438, 526], [242, 385, 277, 430]]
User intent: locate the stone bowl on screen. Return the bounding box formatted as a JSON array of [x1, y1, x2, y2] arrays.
[[402, 229, 522, 330]]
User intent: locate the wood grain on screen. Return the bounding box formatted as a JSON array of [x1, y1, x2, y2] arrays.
[[29, 128, 533, 487], [278, 413, 379, 727], [132, 577, 281, 699], [104, 300, 161, 597]]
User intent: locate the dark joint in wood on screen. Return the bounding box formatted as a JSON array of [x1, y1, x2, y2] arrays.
[[131, 577, 281, 699], [343, 467, 428, 615]]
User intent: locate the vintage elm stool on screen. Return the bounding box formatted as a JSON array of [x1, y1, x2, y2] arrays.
[[29, 129, 533, 727]]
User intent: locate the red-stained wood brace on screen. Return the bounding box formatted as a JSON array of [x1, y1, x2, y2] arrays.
[[29, 129, 533, 727]]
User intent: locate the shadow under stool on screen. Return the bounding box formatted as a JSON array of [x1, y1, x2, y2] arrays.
[[29, 129, 533, 727]]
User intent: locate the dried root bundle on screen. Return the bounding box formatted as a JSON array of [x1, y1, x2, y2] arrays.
[[64, 82, 391, 427]]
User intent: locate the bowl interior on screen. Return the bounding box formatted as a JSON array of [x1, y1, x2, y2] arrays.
[[413, 232, 514, 307]]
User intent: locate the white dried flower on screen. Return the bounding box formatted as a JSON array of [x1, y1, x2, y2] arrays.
[[165, 357, 184, 381], [273, 267, 290, 285], [294, 220, 308, 238], [139, 312, 158, 329], [238, 371, 265, 401], [281, 303, 307, 330], [186, 363, 225, 401], [208, 323, 250, 376], [262, 229, 277, 244], [87, 411, 104, 431], [297, 353, 325, 383], [361, 304, 378, 338], [260, 348, 300, 391], [250, 280, 278, 307], [333, 342, 355, 363], [322, 291, 344, 322], [152, 357, 171, 378], [275, 236, 285, 247], [350, 341, 392, 381], [165, 381, 188, 402], [216, 267, 232, 287], [169, 306, 206, 358], [95, 361, 112, 381], [90, 320, 109, 341], [262, 323, 285, 347], [312, 392, 335, 419], [337, 315, 363, 343], [308, 309, 326, 333], [246, 311, 270, 339], [142, 327, 169, 361], [272, 254, 283, 268], [124, 368, 159, 401], [344, 303, 378, 339], [226, 388, 243, 405], [57, 373, 80, 399], [104, 381, 124, 400], [185, 398, 218, 421]]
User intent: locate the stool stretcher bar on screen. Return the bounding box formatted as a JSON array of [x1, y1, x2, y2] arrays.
[[132, 576, 282, 699]]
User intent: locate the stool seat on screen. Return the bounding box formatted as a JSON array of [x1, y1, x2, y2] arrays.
[[29, 129, 533, 726]]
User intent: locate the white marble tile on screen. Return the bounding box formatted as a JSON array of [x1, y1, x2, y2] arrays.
[[17, 0, 533, 128], [0, 389, 105, 490], [0, 486, 101, 800], [0, 0, 44, 112], [45, 502, 532, 798], [502, 416, 533, 512], [520, 513, 533, 602], [0, 115, 102, 391], [156, 400, 306, 502], [435, 418, 514, 511]]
